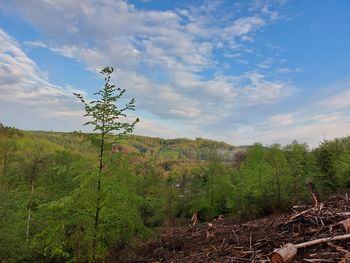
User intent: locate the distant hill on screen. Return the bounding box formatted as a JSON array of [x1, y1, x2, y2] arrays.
[[18, 129, 247, 162], [118, 134, 247, 161]]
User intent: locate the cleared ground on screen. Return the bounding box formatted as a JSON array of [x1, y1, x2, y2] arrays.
[[118, 196, 350, 262]]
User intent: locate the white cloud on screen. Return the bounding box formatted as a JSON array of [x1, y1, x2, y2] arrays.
[[0, 28, 84, 130], [7, 0, 344, 148], [0, 27, 198, 137], [221, 85, 350, 148], [314, 112, 344, 123], [0, 0, 292, 126], [23, 40, 48, 48], [239, 72, 293, 104], [133, 117, 187, 139], [268, 113, 294, 125], [317, 88, 350, 110], [276, 67, 303, 73], [223, 16, 265, 39]]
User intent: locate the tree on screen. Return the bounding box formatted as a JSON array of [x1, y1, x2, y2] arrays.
[[74, 66, 139, 262], [266, 144, 290, 210], [206, 157, 231, 218], [314, 137, 350, 195], [284, 142, 308, 202], [232, 143, 272, 218], [0, 136, 15, 180], [17, 138, 55, 246], [314, 139, 342, 194], [0, 124, 22, 187]]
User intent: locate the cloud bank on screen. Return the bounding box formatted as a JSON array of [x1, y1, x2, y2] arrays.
[[1, 0, 350, 147]]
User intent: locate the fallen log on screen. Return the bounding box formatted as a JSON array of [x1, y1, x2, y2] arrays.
[[269, 233, 350, 263]]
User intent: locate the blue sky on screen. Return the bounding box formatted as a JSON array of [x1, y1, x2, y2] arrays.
[[0, 0, 350, 147]]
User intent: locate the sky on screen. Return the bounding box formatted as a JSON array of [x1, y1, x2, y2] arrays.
[[0, 0, 350, 147]]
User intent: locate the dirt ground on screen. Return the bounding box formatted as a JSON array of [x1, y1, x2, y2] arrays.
[[117, 196, 350, 262]]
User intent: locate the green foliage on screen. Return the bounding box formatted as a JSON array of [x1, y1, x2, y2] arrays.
[[139, 160, 167, 227], [229, 143, 274, 218], [3, 114, 350, 262], [74, 66, 139, 136], [0, 188, 27, 263], [73, 66, 141, 262], [228, 142, 330, 220], [314, 137, 350, 195], [202, 157, 232, 219]]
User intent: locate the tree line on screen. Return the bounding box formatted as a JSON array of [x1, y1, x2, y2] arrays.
[[2, 125, 350, 262]]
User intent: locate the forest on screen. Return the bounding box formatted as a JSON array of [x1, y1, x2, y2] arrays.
[[1, 68, 350, 263], [1, 121, 350, 262]]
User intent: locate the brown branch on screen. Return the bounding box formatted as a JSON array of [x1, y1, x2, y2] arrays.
[[295, 233, 350, 249], [305, 178, 321, 207]]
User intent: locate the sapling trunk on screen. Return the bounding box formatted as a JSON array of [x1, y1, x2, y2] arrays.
[[92, 130, 105, 263], [26, 181, 34, 245]]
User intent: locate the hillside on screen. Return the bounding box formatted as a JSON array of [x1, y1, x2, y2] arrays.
[[2, 123, 350, 263], [25, 129, 244, 161]]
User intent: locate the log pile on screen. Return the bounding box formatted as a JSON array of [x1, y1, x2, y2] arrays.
[[128, 195, 350, 262]]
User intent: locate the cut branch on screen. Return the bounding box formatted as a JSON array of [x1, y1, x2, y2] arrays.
[[305, 178, 321, 207], [295, 233, 350, 249]]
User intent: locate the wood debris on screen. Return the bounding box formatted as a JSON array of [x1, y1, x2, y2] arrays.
[[121, 195, 350, 263], [190, 212, 198, 227]]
